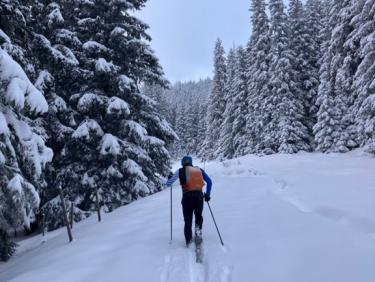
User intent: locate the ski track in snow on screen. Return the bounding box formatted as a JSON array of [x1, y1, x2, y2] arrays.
[[161, 242, 233, 282], [218, 154, 375, 240], [160, 245, 190, 282], [265, 170, 375, 238]]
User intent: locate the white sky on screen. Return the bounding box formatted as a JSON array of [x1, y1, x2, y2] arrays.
[[138, 0, 290, 83]]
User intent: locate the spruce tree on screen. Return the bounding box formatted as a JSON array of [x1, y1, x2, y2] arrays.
[[303, 0, 325, 139], [232, 47, 249, 157], [217, 48, 237, 159], [58, 0, 176, 212], [314, 0, 361, 152], [27, 0, 91, 229], [0, 4, 52, 259], [203, 38, 226, 160], [197, 101, 208, 156], [287, 0, 315, 149], [245, 0, 270, 153], [353, 0, 375, 153], [264, 0, 310, 153]]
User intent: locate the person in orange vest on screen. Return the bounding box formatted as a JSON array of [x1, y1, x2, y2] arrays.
[[166, 156, 212, 246]]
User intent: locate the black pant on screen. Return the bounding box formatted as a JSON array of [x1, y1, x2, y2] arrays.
[[182, 191, 204, 243]]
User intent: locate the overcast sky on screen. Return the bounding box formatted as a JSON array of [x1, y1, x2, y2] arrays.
[[138, 0, 290, 83]]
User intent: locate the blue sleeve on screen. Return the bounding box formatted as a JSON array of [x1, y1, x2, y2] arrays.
[[201, 169, 212, 196], [165, 170, 179, 186]]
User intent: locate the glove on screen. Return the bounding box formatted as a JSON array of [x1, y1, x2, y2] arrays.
[[167, 171, 173, 180], [204, 194, 211, 202]]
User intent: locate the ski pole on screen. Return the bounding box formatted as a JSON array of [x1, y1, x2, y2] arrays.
[[170, 184, 173, 242], [207, 201, 224, 246]]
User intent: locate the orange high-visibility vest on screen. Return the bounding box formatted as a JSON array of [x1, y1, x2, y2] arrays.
[[181, 166, 205, 192]]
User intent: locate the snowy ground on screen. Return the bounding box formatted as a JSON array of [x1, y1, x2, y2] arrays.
[[1, 151, 375, 282]]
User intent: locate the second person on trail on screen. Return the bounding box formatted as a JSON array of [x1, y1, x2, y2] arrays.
[[166, 156, 212, 246]]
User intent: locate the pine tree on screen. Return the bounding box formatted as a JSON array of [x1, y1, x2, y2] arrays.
[[56, 0, 176, 212], [0, 0, 34, 72], [182, 100, 199, 155], [141, 83, 169, 118], [160, 79, 211, 158], [0, 5, 52, 258], [303, 0, 325, 139], [287, 0, 316, 149], [314, 0, 361, 152], [217, 47, 237, 159], [203, 39, 226, 160], [263, 0, 310, 154], [232, 47, 249, 157], [313, 0, 338, 152], [197, 101, 208, 156], [27, 0, 92, 229], [22, 0, 176, 226], [245, 0, 270, 153], [353, 0, 375, 153]]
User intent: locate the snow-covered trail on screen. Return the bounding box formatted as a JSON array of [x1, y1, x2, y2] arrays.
[[1, 152, 375, 282]]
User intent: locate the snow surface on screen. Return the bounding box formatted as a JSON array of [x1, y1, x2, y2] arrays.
[[1, 152, 375, 282]]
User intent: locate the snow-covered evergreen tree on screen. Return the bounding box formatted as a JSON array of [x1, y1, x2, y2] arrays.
[[23, 0, 175, 228], [263, 0, 310, 154], [0, 47, 52, 260], [303, 0, 324, 137], [245, 0, 270, 153], [0, 0, 53, 260], [0, 0, 34, 73], [217, 48, 238, 159], [314, 0, 361, 152], [26, 0, 92, 229], [203, 39, 227, 160], [47, 0, 176, 213], [141, 83, 169, 119], [353, 0, 375, 153], [197, 102, 208, 155], [158, 79, 211, 159], [232, 46, 249, 157], [287, 0, 316, 147]]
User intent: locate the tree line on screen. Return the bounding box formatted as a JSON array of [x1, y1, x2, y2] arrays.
[[180, 0, 374, 160], [142, 79, 212, 158]]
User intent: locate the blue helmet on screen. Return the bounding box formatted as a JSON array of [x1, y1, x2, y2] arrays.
[[181, 156, 193, 166]]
